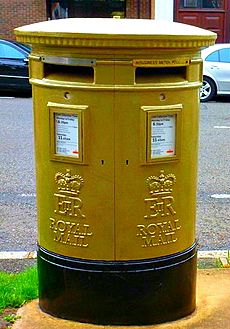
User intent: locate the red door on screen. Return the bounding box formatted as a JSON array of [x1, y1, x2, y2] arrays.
[[174, 0, 230, 43]]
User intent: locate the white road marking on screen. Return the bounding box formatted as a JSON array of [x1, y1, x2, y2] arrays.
[[0, 251, 37, 260], [198, 250, 229, 259], [211, 194, 230, 199], [214, 126, 230, 129], [21, 193, 36, 197]]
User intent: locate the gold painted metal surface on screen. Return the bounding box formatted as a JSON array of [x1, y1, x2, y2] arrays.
[[15, 18, 216, 261]]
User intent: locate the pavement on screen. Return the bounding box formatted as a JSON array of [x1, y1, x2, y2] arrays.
[[12, 269, 230, 329]]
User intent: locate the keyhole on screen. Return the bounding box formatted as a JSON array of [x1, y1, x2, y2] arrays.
[[64, 92, 71, 99]]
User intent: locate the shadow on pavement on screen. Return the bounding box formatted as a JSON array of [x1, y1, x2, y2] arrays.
[[211, 95, 230, 103], [0, 90, 32, 98]]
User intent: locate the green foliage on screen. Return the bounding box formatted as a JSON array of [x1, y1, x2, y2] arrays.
[[3, 314, 21, 323], [215, 258, 223, 268], [0, 266, 38, 310]]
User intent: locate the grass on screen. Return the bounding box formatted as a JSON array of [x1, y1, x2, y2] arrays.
[[0, 266, 38, 311], [217, 251, 230, 268]]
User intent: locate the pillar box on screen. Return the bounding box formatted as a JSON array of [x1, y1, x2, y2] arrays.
[[15, 18, 216, 325]]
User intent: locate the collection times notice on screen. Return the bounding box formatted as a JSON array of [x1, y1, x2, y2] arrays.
[[55, 113, 79, 157], [151, 115, 176, 158]]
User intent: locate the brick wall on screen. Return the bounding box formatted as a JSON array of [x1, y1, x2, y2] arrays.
[[0, 0, 47, 40], [126, 0, 152, 19], [0, 0, 154, 40]]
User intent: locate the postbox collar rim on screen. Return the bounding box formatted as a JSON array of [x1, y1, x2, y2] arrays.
[[14, 18, 216, 49]]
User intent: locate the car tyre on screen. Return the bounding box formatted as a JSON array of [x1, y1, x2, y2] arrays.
[[200, 77, 216, 102]]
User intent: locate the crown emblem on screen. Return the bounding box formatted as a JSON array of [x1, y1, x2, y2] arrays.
[[55, 169, 84, 195], [146, 170, 176, 195]]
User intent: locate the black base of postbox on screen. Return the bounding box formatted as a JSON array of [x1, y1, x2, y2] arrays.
[[37, 243, 197, 325]]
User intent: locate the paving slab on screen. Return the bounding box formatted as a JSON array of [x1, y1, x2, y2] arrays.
[[13, 269, 230, 329]]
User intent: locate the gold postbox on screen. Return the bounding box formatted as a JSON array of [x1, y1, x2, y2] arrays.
[[15, 19, 216, 325]]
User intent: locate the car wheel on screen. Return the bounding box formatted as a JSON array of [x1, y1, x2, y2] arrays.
[[200, 77, 216, 102]]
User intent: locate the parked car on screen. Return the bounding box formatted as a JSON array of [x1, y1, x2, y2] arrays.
[[200, 43, 230, 102], [0, 39, 31, 92]]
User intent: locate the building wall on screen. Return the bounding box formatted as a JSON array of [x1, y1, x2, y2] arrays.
[[155, 0, 174, 21], [1, 0, 155, 41], [0, 0, 47, 40], [126, 0, 152, 19]]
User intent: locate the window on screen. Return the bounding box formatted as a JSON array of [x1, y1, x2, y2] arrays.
[[205, 48, 230, 62], [219, 48, 230, 63], [47, 0, 126, 19], [205, 50, 219, 62], [0, 43, 26, 59], [182, 0, 198, 8], [202, 0, 222, 8], [180, 0, 223, 8]]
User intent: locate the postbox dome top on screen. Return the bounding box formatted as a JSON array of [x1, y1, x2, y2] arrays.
[[15, 18, 216, 49]]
